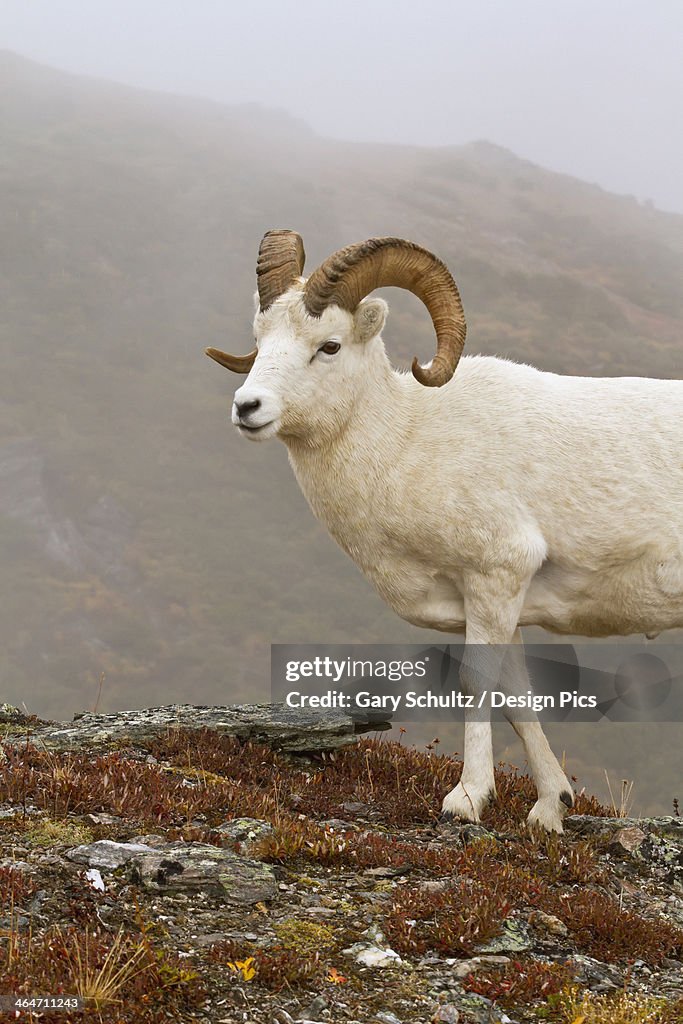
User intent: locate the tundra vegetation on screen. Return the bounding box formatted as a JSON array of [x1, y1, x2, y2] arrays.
[[1, 713, 683, 1022]]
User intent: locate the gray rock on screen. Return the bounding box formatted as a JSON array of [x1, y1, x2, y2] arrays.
[[527, 909, 569, 937], [343, 923, 402, 967], [352, 944, 402, 967], [421, 878, 457, 894], [608, 826, 648, 855], [272, 1013, 296, 1024], [129, 833, 169, 848], [129, 843, 277, 903], [439, 822, 497, 844], [449, 955, 511, 979], [0, 703, 28, 723], [82, 812, 123, 826], [215, 818, 274, 855], [11, 702, 365, 754], [304, 996, 329, 1016], [568, 953, 624, 988], [442, 992, 510, 1024], [363, 865, 409, 878], [66, 839, 157, 869], [432, 1006, 459, 1024], [476, 917, 532, 954], [566, 814, 683, 844]]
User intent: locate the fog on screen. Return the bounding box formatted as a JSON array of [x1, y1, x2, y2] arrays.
[[2, 0, 682, 213], [1, 6, 682, 814]]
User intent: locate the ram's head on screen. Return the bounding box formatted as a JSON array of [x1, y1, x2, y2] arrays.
[[206, 230, 466, 443]]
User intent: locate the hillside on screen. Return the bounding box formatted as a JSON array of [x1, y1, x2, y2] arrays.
[[0, 52, 682, 811]]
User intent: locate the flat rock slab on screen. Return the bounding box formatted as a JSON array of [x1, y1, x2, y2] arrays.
[[67, 839, 158, 870], [129, 843, 277, 903], [67, 839, 277, 903], [6, 702, 370, 754]]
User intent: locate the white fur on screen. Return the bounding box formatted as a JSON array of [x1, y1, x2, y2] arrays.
[[230, 285, 683, 831]]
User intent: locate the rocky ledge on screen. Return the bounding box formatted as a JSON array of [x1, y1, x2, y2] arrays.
[[1, 701, 388, 755]]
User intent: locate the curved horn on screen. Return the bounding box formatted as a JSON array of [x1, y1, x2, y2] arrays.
[[304, 237, 466, 387], [205, 346, 257, 373], [204, 229, 306, 374], [257, 229, 306, 311]]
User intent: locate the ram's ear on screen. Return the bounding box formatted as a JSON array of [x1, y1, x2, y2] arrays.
[[354, 297, 388, 344]]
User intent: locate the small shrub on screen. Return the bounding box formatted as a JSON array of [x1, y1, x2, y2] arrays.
[[383, 882, 513, 957], [464, 957, 573, 1006], [544, 889, 683, 966]]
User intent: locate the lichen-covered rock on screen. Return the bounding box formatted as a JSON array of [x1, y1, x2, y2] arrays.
[[214, 817, 274, 855], [10, 702, 363, 754], [0, 702, 24, 722], [566, 814, 683, 845], [128, 842, 278, 903], [475, 916, 532, 954]]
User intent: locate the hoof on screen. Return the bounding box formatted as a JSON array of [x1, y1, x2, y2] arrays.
[[527, 792, 572, 834], [439, 809, 457, 826], [441, 781, 495, 824]]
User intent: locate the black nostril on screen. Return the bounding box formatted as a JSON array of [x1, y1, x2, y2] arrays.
[[236, 399, 261, 418]]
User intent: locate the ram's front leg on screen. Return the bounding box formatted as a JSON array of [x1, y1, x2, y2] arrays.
[[441, 642, 504, 822], [441, 570, 530, 824]]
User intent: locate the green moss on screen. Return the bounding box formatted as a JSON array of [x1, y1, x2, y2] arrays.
[[24, 819, 95, 848], [273, 918, 336, 957]]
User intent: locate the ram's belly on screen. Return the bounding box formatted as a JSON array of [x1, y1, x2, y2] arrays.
[[371, 567, 467, 633], [364, 546, 683, 639], [523, 554, 683, 637]]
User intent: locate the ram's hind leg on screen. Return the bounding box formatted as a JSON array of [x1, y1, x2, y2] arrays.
[[502, 630, 573, 832]]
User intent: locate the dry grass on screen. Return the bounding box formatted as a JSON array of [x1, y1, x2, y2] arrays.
[[553, 987, 683, 1023]]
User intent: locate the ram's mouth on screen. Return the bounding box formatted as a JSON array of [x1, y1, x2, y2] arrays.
[[236, 420, 276, 440]]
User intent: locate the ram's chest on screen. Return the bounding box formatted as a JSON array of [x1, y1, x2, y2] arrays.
[[312, 507, 468, 631]]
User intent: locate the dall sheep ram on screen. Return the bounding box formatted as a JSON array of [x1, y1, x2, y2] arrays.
[[207, 230, 683, 833]]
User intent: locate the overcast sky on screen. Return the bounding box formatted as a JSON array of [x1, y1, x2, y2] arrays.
[[2, 0, 682, 213]]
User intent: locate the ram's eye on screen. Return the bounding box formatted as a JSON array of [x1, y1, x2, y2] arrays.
[[318, 341, 341, 356]]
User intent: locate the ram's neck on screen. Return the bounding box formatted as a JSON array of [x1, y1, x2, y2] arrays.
[[284, 368, 414, 560]]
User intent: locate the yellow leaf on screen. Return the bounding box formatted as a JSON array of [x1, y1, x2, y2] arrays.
[[227, 957, 257, 982]]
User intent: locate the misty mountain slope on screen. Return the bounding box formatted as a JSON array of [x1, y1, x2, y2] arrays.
[[1, 52, 682, 743]]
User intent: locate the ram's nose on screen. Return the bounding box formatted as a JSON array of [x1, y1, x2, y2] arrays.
[[234, 398, 262, 421]]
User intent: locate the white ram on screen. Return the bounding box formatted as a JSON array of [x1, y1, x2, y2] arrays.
[[206, 230, 683, 832]]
